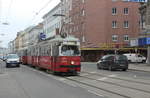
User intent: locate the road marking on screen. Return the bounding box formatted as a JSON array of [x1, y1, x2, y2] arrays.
[[80, 73, 89, 76], [134, 75, 137, 78], [97, 77, 108, 81], [108, 74, 117, 77], [88, 90, 105, 97], [58, 78, 66, 81], [90, 71, 97, 74], [0, 73, 8, 76], [67, 77, 75, 79], [61, 80, 77, 87]]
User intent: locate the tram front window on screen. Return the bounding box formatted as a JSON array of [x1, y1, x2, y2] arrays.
[[61, 45, 80, 56]]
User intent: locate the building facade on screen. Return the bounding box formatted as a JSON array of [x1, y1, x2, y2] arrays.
[[43, 3, 62, 39], [61, 0, 141, 61], [139, 0, 150, 64], [14, 33, 20, 52], [8, 40, 15, 53], [28, 23, 43, 46]]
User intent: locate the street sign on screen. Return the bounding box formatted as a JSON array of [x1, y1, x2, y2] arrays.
[[39, 32, 46, 40]]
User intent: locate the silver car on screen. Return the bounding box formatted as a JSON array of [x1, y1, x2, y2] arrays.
[[5, 54, 20, 68]]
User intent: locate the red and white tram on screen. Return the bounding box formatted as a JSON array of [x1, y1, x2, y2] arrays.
[[20, 35, 81, 74]]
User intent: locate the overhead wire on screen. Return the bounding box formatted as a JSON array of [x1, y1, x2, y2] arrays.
[[26, 0, 54, 27], [5, 0, 13, 24], [36, 0, 54, 15], [0, 0, 2, 22]]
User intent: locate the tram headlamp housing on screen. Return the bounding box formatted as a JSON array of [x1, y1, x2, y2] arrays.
[[71, 61, 75, 65]]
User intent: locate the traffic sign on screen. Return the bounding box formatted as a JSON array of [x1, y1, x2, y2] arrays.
[[39, 32, 46, 40]]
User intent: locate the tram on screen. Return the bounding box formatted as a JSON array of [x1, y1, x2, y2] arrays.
[[20, 35, 81, 74]]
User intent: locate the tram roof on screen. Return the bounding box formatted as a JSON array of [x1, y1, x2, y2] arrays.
[[52, 35, 79, 42], [38, 35, 80, 45]]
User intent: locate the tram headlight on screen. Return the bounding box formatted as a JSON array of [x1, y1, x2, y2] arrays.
[[71, 61, 75, 65]]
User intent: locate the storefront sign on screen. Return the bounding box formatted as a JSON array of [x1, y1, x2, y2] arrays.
[[138, 37, 150, 46], [146, 38, 150, 45], [123, 0, 148, 2], [130, 39, 138, 46]]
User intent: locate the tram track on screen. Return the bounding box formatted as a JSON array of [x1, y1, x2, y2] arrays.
[[64, 76, 131, 98], [23, 65, 150, 98], [82, 71, 150, 86], [23, 65, 129, 98], [77, 74, 150, 94], [129, 69, 150, 73]]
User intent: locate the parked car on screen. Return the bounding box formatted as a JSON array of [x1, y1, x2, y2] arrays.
[[123, 53, 146, 63], [97, 54, 128, 71], [0, 56, 3, 60], [5, 54, 20, 68]]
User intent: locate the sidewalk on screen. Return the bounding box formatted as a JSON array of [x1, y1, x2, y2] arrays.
[[129, 63, 150, 72]]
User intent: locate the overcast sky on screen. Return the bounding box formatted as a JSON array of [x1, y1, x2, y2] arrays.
[[0, 0, 60, 48]]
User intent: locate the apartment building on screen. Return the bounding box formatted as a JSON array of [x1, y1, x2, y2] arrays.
[[43, 3, 62, 39], [139, 1, 150, 64], [61, 0, 141, 61]]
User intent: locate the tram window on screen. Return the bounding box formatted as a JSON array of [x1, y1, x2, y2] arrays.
[[35, 47, 38, 56], [35, 47, 37, 56], [46, 46, 51, 56], [44, 47, 48, 56], [31, 48, 34, 56], [39, 47, 42, 56], [42, 47, 45, 56], [61, 45, 80, 56], [52, 45, 59, 56], [44, 46, 47, 56], [48, 46, 51, 56]]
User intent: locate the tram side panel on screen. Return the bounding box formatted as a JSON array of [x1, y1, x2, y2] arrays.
[[23, 36, 81, 73]]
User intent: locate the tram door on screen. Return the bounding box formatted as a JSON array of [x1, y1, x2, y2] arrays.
[[51, 44, 59, 72]]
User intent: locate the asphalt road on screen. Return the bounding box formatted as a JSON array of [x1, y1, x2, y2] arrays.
[[1, 61, 150, 98], [0, 61, 101, 98], [80, 62, 150, 98]]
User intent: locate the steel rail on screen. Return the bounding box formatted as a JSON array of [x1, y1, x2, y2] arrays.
[[64, 77, 131, 98], [82, 71, 150, 85], [77, 75, 150, 94]]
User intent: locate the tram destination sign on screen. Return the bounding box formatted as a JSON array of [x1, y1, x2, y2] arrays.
[[123, 0, 148, 2]]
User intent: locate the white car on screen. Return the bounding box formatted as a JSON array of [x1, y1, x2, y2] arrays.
[[123, 53, 146, 63], [5, 54, 20, 68]]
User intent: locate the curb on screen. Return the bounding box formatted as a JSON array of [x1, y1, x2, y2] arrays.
[[129, 69, 150, 73]]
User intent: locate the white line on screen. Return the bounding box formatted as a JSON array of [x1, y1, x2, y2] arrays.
[[67, 77, 75, 79], [88, 90, 104, 97], [108, 74, 117, 77], [97, 77, 108, 81], [0, 73, 8, 76], [90, 71, 97, 74], [61, 80, 77, 87], [134, 75, 137, 78], [58, 78, 66, 81], [80, 73, 89, 76]]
